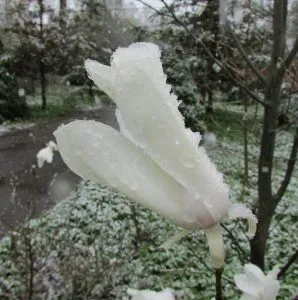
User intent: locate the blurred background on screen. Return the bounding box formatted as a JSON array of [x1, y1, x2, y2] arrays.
[[0, 1, 297, 299]]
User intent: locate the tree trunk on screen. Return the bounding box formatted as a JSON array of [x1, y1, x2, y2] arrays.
[[250, 71, 283, 269], [40, 57, 46, 110], [250, 0, 287, 269], [243, 95, 249, 187], [59, 0, 67, 31], [206, 90, 213, 114], [38, 0, 47, 110]]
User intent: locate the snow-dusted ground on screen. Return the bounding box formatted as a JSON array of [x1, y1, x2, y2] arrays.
[[0, 122, 35, 136]]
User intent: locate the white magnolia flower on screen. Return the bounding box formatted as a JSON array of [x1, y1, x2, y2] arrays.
[[234, 264, 280, 300], [127, 288, 175, 300], [54, 43, 257, 268], [36, 141, 58, 168]]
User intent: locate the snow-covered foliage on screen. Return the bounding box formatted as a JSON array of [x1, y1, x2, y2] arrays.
[[0, 55, 29, 122]]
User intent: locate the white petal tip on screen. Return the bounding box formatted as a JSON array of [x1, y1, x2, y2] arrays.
[[228, 203, 258, 238]]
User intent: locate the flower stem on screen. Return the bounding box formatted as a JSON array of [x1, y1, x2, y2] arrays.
[[205, 224, 225, 268], [215, 267, 224, 300]]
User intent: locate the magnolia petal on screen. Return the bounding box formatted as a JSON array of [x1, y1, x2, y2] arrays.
[[115, 109, 137, 144], [263, 279, 280, 300], [159, 229, 192, 249], [266, 266, 279, 280], [228, 203, 257, 238], [54, 120, 213, 230], [37, 147, 53, 168], [234, 274, 260, 298], [109, 43, 229, 226], [54, 125, 102, 184], [244, 264, 266, 283], [239, 294, 257, 300], [85, 59, 116, 100], [204, 224, 225, 268]]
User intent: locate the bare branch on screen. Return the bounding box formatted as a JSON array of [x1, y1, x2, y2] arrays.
[[135, 0, 169, 18], [278, 37, 298, 78], [278, 247, 298, 279], [270, 0, 288, 72], [221, 224, 247, 264], [274, 127, 298, 203], [227, 26, 266, 85], [156, 0, 267, 106]]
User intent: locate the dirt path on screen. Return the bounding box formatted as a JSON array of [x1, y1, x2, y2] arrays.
[[0, 105, 117, 237]]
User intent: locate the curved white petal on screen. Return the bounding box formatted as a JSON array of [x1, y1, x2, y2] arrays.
[[244, 264, 266, 282], [234, 274, 260, 298], [54, 124, 102, 184], [262, 278, 280, 300], [228, 204, 258, 237], [115, 109, 137, 144], [54, 120, 214, 230], [97, 43, 229, 226], [85, 59, 116, 100]]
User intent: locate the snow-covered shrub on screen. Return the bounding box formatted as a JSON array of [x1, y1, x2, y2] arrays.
[[0, 56, 29, 122], [162, 45, 206, 132]]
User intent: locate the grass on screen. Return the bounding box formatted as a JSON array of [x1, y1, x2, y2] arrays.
[[205, 104, 261, 143], [25, 82, 103, 121], [29, 103, 76, 120]]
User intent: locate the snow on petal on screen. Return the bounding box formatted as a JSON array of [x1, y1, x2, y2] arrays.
[[54, 120, 214, 230], [228, 203, 257, 237], [87, 43, 229, 226]]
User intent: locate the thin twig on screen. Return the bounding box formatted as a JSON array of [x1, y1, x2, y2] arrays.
[[215, 267, 224, 300], [162, 0, 267, 106], [221, 224, 247, 264], [274, 127, 298, 203], [277, 248, 298, 279], [227, 26, 266, 85], [278, 37, 298, 78]]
